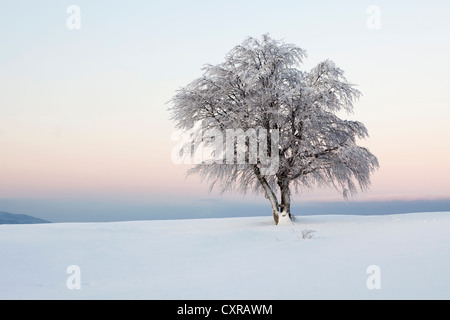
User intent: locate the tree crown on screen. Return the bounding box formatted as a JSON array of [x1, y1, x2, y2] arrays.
[[170, 34, 379, 199]]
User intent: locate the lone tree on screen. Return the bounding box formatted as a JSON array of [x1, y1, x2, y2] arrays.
[[170, 35, 379, 225]]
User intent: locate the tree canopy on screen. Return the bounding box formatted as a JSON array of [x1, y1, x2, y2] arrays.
[[170, 34, 379, 224]]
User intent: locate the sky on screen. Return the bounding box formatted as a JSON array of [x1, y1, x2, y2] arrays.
[[0, 0, 449, 222]]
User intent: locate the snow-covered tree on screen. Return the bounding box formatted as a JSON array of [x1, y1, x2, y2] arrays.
[[170, 34, 379, 225]]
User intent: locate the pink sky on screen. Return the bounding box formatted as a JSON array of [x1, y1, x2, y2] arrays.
[[1, 110, 449, 203], [1, 1, 449, 206]]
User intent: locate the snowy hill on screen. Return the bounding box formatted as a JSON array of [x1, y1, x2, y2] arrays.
[[0, 211, 50, 224], [0, 212, 449, 299]]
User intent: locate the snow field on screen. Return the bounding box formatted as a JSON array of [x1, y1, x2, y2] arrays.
[[0, 212, 449, 299]]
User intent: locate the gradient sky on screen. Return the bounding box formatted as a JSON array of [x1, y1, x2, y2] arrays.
[[1, 0, 449, 221]]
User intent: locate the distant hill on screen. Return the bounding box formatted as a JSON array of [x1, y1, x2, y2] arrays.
[[0, 212, 51, 224]]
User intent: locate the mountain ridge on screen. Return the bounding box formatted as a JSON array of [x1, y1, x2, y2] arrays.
[[0, 211, 51, 224]]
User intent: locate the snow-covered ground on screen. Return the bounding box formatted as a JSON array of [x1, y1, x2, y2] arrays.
[[1, 212, 449, 300]]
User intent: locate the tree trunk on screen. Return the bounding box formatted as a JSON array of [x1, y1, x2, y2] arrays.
[[278, 180, 292, 224], [262, 181, 280, 225], [253, 165, 280, 225], [271, 206, 279, 225]]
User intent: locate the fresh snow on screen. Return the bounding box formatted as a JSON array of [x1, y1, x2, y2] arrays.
[[1, 212, 449, 299]]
